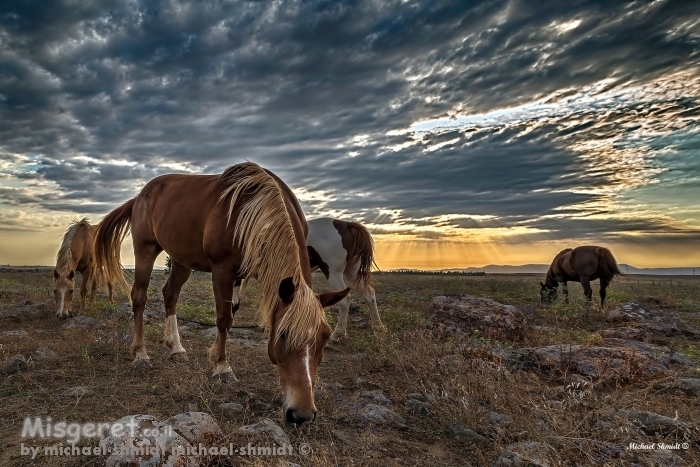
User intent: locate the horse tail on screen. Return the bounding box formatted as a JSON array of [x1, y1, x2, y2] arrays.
[[94, 198, 136, 297], [347, 222, 378, 292], [597, 247, 623, 281]]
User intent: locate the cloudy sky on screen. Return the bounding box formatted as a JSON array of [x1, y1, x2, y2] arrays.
[[1, 0, 699, 269]]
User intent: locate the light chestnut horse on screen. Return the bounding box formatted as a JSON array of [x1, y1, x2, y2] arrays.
[[540, 245, 623, 308], [94, 162, 349, 428], [53, 218, 114, 319]]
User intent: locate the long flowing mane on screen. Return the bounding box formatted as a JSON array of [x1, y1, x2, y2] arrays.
[[56, 218, 89, 274], [219, 162, 324, 351], [544, 267, 558, 287]]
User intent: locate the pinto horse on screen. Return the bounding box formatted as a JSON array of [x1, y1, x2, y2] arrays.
[[306, 218, 385, 342], [53, 218, 114, 319], [540, 246, 622, 308], [241, 217, 385, 342], [94, 162, 349, 428]]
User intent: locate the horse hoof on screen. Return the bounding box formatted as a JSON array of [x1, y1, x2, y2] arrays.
[[329, 333, 344, 343], [170, 352, 188, 363], [324, 341, 340, 351], [371, 323, 387, 332], [214, 372, 238, 383], [132, 358, 152, 368]]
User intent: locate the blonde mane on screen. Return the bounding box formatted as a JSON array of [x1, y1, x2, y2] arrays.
[[56, 218, 89, 275], [219, 162, 324, 350]]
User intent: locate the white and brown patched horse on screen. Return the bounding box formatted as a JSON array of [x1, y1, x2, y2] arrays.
[[94, 162, 349, 428], [242, 217, 385, 342], [306, 218, 385, 342], [53, 218, 114, 319]]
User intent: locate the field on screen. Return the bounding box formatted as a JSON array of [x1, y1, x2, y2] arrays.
[[1, 268, 699, 466]]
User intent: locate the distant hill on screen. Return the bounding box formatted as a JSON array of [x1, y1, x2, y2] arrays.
[[444, 264, 700, 276]]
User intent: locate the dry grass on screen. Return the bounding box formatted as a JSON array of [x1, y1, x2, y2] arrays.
[[0, 268, 699, 466]]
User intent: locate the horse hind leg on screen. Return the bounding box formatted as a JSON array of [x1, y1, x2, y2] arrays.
[[344, 260, 384, 332], [359, 280, 384, 331], [163, 261, 191, 362], [130, 243, 162, 367], [89, 270, 98, 304], [208, 266, 237, 382], [79, 270, 89, 313], [599, 279, 609, 312], [580, 277, 593, 307]]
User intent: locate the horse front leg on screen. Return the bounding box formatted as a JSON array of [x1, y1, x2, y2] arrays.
[[79, 271, 89, 312], [329, 271, 350, 343], [562, 281, 569, 305], [162, 261, 191, 362], [208, 266, 237, 382]]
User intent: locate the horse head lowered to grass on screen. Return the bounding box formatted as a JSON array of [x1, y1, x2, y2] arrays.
[[53, 218, 114, 319], [94, 162, 349, 428], [540, 245, 623, 309]]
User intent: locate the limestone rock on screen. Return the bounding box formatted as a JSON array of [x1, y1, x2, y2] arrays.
[[237, 418, 290, 446], [492, 441, 561, 467], [445, 424, 489, 445], [359, 404, 407, 428], [426, 294, 526, 341]]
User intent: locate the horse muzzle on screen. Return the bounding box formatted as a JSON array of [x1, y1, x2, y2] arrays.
[[284, 407, 317, 429]]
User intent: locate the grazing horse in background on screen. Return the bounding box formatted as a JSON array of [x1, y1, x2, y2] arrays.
[[306, 218, 385, 342], [53, 218, 114, 319], [94, 162, 349, 428], [540, 246, 622, 309], [241, 217, 385, 342]]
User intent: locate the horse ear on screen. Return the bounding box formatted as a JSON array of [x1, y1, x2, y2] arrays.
[[53, 269, 60, 279], [318, 288, 351, 308], [278, 277, 296, 304], [68, 270, 75, 280]]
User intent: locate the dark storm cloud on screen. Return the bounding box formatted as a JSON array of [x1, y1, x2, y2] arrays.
[[0, 0, 699, 240]]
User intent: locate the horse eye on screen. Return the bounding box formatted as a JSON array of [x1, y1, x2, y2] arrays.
[[278, 331, 286, 341]]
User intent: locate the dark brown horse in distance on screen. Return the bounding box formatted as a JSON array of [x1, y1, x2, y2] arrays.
[[540, 246, 623, 308]]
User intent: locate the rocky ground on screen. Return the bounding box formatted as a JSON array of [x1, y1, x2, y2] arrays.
[[0, 269, 699, 466]]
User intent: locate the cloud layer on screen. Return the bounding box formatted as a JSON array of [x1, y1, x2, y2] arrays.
[[1, 0, 699, 265]]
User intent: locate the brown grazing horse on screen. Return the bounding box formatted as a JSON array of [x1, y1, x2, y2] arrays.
[[53, 218, 114, 319], [540, 246, 622, 308], [94, 162, 349, 428]]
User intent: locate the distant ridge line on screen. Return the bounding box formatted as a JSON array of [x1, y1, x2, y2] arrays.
[[385, 264, 700, 276]]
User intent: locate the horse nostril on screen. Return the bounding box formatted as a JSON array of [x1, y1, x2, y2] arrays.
[[285, 408, 315, 427], [285, 408, 297, 427]]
